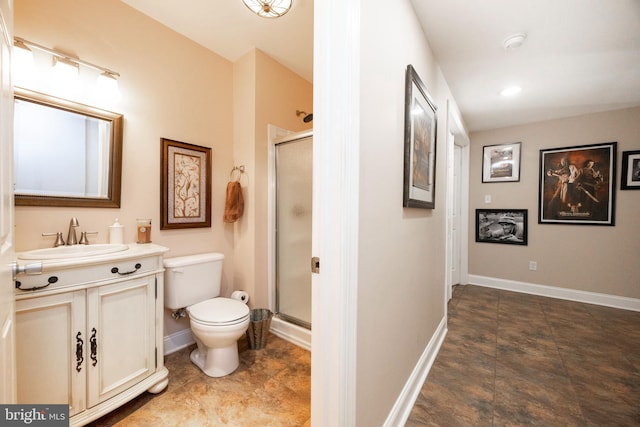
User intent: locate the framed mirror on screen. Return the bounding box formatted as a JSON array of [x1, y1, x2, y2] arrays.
[[14, 87, 123, 207]]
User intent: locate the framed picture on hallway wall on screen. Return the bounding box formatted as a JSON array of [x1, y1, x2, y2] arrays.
[[539, 142, 617, 226], [403, 64, 438, 209], [161, 138, 212, 229], [482, 142, 522, 183], [620, 150, 640, 190], [475, 209, 528, 245]]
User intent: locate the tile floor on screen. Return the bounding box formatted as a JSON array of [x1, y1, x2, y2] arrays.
[[88, 334, 311, 426], [88, 285, 640, 426], [406, 284, 640, 426]]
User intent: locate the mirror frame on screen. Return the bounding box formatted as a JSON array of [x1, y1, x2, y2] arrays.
[[14, 87, 123, 208]]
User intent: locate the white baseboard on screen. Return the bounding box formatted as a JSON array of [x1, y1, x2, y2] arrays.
[[270, 316, 312, 351], [383, 317, 447, 427], [163, 328, 195, 355], [468, 275, 640, 312]]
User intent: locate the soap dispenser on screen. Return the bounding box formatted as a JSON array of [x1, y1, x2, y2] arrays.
[[109, 218, 124, 244]]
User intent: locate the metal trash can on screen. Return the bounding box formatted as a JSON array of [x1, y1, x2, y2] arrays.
[[246, 308, 273, 350]]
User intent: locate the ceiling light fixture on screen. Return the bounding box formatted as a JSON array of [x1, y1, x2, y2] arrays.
[[241, 0, 292, 18], [500, 86, 522, 97], [502, 33, 527, 49]]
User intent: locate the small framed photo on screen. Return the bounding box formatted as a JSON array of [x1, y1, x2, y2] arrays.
[[482, 142, 521, 183], [161, 138, 212, 229], [539, 141, 616, 225], [621, 150, 640, 190], [403, 64, 437, 209], [475, 209, 528, 245]]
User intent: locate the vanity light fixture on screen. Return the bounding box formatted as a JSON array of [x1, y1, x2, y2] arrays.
[[13, 39, 36, 84], [51, 56, 80, 93], [96, 71, 122, 102], [14, 37, 121, 95], [241, 0, 292, 18], [52, 56, 80, 76]]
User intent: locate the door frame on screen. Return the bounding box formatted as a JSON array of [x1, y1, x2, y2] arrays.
[[267, 126, 313, 350], [0, 0, 16, 403], [445, 100, 470, 302]]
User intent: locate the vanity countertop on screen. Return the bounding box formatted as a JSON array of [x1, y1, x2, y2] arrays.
[[16, 243, 169, 271]]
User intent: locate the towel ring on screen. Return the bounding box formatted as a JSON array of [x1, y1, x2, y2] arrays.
[[230, 165, 245, 182]]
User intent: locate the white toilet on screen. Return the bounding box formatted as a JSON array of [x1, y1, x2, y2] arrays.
[[163, 253, 250, 377]]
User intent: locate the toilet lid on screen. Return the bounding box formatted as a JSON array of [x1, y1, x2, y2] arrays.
[[188, 298, 249, 325]]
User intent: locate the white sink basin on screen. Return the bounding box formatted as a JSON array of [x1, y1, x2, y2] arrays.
[[18, 244, 129, 260]]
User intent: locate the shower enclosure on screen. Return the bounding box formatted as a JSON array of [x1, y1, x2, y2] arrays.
[[274, 131, 313, 331]]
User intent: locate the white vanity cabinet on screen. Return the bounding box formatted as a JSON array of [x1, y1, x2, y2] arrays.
[[14, 244, 169, 426]]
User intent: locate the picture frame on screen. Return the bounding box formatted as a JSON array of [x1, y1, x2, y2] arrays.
[[475, 209, 528, 245], [482, 142, 522, 183], [403, 64, 437, 209], [539, 141, 616, 225], [161, 138, 212, 229], [620, 150, 640, 190]]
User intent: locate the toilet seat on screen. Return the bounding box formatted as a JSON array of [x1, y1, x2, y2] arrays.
[[188, 298, 249, 326]]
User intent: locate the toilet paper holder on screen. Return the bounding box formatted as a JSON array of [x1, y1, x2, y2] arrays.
[[231, 290, 249, 304]]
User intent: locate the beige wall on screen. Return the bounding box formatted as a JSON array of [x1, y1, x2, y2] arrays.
[[232, 49, 313, 310], [14, 1, 312, 337], [355, 1, 459, 424], [469, 107, 640, 299]]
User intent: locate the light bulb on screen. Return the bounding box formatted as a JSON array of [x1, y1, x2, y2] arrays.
[[13, 43, 36, 86], [96, 72, 121, 103]]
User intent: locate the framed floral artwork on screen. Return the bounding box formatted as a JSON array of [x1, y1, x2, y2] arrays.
[[161, 138, 211, 229]]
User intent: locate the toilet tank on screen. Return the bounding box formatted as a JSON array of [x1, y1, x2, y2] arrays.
[[163, 253, 224, 310]]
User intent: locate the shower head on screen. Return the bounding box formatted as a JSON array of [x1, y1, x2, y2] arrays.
[[296, 110, 313, 123]]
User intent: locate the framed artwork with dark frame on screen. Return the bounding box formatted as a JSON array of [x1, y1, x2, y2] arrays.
[[403, 64, 437, 209], [161, 138, 212, 229], [539, 141, 616, 225], [482, 142, 522, 183], [620, 150, 640, 190], [475, 209, 528, 245]]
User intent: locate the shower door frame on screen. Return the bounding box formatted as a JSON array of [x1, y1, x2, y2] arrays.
[[267, 126, 313, 350]]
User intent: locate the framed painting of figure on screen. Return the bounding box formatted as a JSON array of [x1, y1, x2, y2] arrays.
[[539, 142, 616, 225]]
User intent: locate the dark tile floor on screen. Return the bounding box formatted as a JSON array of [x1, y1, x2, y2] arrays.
[[406, 284, 640, 426], [86, 284, 639, 426], [88, 334, 310, 426]]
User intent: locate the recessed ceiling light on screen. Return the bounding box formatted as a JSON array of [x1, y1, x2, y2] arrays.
[[503, 33, 527, 49], [500, 86, 522, 97]]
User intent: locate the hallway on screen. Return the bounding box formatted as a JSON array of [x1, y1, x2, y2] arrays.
[[407, 285, 640, 426]]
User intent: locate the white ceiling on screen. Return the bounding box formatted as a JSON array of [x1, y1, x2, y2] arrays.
[[121, 0, 640, 132]]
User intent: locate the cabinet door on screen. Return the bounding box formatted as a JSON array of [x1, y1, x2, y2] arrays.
[[86, 276, 156, 407], [15, 291, 86, 416]]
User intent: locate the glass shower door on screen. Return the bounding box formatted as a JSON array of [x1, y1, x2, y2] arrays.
[[275, 135, 312, 329]]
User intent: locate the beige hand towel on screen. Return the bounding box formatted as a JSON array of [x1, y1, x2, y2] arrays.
[[223, 181, 244, 223]]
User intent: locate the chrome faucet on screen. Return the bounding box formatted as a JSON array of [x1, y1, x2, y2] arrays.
[[66, 217, 79, 245]]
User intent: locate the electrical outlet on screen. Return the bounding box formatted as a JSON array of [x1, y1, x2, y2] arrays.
[[529, 261, 537, 271]]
